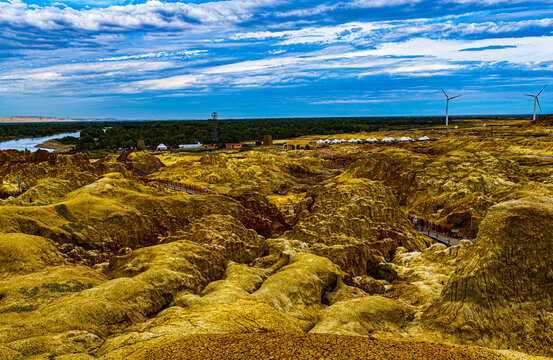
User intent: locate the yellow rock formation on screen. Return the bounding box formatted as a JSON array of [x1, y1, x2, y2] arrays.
[[0, 121, 553, 359]]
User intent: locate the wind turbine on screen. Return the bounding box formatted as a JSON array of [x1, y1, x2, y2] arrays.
[[441, 88, 462, 127], [524, 84, 547, 121]]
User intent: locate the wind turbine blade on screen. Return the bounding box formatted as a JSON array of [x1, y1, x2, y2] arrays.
[[441, 88, 448, 98], [523, 94, 535, 97], [450, 95, 462, 100], [538, 84, 548, 96], [537, 97, 542, 111]]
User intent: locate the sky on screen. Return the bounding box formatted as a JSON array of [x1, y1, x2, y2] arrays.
[[1, 0, 553, 119]]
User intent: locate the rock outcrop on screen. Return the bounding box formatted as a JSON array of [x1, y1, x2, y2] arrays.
[[281, 178, 430, 276], [0, 150, 94, 188], [341, 147, 524, 237], [0, 233, 66, 274], [153, 151, 332, 195], [310, 295, 415, 336], [424, 196, 553, 356], [166, 214, 267, 264], [127, 151, 165, 176], [0, 239, 225, 359], [0, 174, 283, 260], [0, 131, 551, 360]]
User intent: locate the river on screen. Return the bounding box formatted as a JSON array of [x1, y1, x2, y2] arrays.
[[0, 132, 81, 152]]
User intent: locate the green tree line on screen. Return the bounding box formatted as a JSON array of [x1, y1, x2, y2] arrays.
[[70, 117, 446, 151], [0, 115, 530, 151]]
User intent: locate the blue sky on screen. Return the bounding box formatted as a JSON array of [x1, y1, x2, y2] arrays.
[[1, 0, 553, 119]]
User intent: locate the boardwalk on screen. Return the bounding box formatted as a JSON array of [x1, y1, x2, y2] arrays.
[[417, 228, 475, 246], [136, 177, 208, 195], [162, 184, 202, 195]]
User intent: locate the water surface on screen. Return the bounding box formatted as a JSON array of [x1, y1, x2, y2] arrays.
[[0, 132, 80, 152]]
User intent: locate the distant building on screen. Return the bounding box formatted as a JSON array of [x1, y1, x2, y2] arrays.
[[156, 143, 168, 151], [284, 140, 311, 151], [179, 141, 202, 149], [263, 135, 273, 146], [200, 144, 218, 150], [225, 143, 242, 150]]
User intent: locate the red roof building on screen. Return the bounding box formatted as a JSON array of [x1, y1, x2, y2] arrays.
[[225, 143, 242, 149]]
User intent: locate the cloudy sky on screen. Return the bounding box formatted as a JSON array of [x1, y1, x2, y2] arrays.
[[1, 0, 553, 119]]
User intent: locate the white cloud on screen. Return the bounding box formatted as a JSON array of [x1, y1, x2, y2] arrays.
[[365, 36, 553, 64], [360, 63, 466, 76], [232, 22, 387, 45], [122, 34, 553, 92], [0, 0, 284, 31], [99, 49, 206, 62], [311, 99, 389, 104], [0, 59, 177, 93], [136, 74, 203, 90], [1, 0, 552, 99], [231, 17, 553, 48]]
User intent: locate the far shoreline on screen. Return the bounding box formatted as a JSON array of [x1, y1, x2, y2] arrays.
[[34, 139, 74, 152]]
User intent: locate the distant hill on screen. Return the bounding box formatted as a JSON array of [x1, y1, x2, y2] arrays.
[[0, 116, 120, 123]]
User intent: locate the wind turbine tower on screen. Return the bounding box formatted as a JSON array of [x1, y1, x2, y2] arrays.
[[524, 84, 547, 121], [441, 88, 462, 127]]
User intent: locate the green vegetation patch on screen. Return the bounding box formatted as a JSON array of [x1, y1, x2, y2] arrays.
[[55, 204, 77, 222], [19, 280, 93, 299], [0, 304, 39, 314]]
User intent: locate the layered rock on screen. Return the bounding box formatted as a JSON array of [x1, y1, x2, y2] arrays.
[[0, 174, 282, 258], [152, 151, 332, 195], [93, 252, 340, 357], [127, 151, 165, 176], [166, 214, 267, 264], [0, 150, 94, 189], [225, 190, 290, 237], [341, 147, 525, 237], [281, 178, 430, 276], [1, 135, 552, 359], [424, 197, 553, 356], [250, 253, 344, 330], [310, 295, 415, 336], [0, 239, 224, 359], [0, 233, 66, 274]]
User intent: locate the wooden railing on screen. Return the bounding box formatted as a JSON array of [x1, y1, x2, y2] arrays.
[[407, 215, 472, 239], [136, 177, 208, 195]]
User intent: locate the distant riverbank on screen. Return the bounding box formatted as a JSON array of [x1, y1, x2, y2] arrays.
[[0, 131, 80, 152], [35, 139, 74, 152]]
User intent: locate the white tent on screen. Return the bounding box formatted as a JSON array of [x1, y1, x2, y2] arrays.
[[418, 136, 430, 141], [156, 143, 168, 151], [324, 139, 331, 144], [355, 138, 362, 143], [316, 140, 325, 144], [381, 137, 392, 143], [340, 139, 347, 143], [348, 138, 357, 143], [398, 136, 413, 142], [331, 139, 341, 144]]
